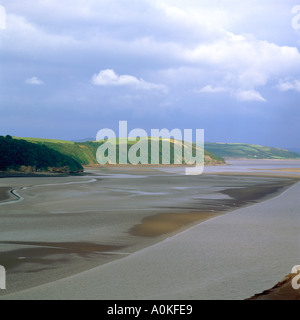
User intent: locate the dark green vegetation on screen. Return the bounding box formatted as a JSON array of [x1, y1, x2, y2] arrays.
[[9, 137, 299, 172], [0, 136, 83, 173], [14, 137, 225, 166], [205, 142, 300, 159]]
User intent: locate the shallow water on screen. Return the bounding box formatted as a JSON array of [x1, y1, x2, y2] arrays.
[[3, 181, 299, 300], [0, 161, 299, 298], [205, 159, 300, 174]]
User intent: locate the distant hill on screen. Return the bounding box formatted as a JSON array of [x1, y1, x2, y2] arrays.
[[0, 136, 83, 173], [72, 138, 95, 143], [205, 142, 300, 159], [14, 137, 225, 166], [286, 147, 300, 154]]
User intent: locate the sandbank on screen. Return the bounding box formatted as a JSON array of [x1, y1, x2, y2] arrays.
[[0, 162, 299, 299], [1, 179, 299, 300]]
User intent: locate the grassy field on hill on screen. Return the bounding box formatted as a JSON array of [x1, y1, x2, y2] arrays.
[[205, 142, 300, 159], [14, 137, 225, 166]]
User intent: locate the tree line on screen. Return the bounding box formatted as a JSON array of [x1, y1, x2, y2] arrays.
[[0, 135, 83, 173]]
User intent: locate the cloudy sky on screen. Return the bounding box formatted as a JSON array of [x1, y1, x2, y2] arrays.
[[0, 0, 300, 148]]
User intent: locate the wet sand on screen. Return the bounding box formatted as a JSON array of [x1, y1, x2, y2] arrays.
[[247, 269, 300, 300], [130, 179, 296, 238], [254, 168, 300, 173], [204, 171, 300, 179], [0, 187, 12, 202], [2, 178, 299, 300], [130, 211, 221, 237], [0, 162, 299, 299]]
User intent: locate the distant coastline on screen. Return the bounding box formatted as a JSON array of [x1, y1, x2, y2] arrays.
[[0, 171, 84, 178]]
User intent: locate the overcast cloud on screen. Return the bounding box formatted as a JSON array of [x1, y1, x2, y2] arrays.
[[0, 0, 299, 147]]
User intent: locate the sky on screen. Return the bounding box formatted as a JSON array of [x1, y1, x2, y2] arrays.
[[0, 0, 300, 148]]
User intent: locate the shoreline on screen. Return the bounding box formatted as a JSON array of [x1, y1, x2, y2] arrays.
[[0, 166, 299, 299], [204, 171, 300, 179], [246, 269, 300, 300]]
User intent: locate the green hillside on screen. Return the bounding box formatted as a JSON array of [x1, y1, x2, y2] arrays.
[[14, 137, 298, 164], [0, 136, 83, 173], [14, 137, 225, 166], [205, 142, 300, 159]]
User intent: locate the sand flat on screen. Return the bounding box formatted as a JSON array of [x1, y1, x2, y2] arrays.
[[2, 180, 300, 300], [130, 211, 222, 237], [254, 168, 300, 173], [0, 161, 299, 299], [0, 187, 11, 202]]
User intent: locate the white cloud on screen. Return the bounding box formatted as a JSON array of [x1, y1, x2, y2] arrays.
[[198, 85, 227, 93], [159, 29, 300, 102], [182, 32, 300, 76], [91, 69, 167, 93], [25, 77, 44, 85], [277, 79, 300, 92], [234, 89, 266, 102], [197, 85, 266, 103]]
